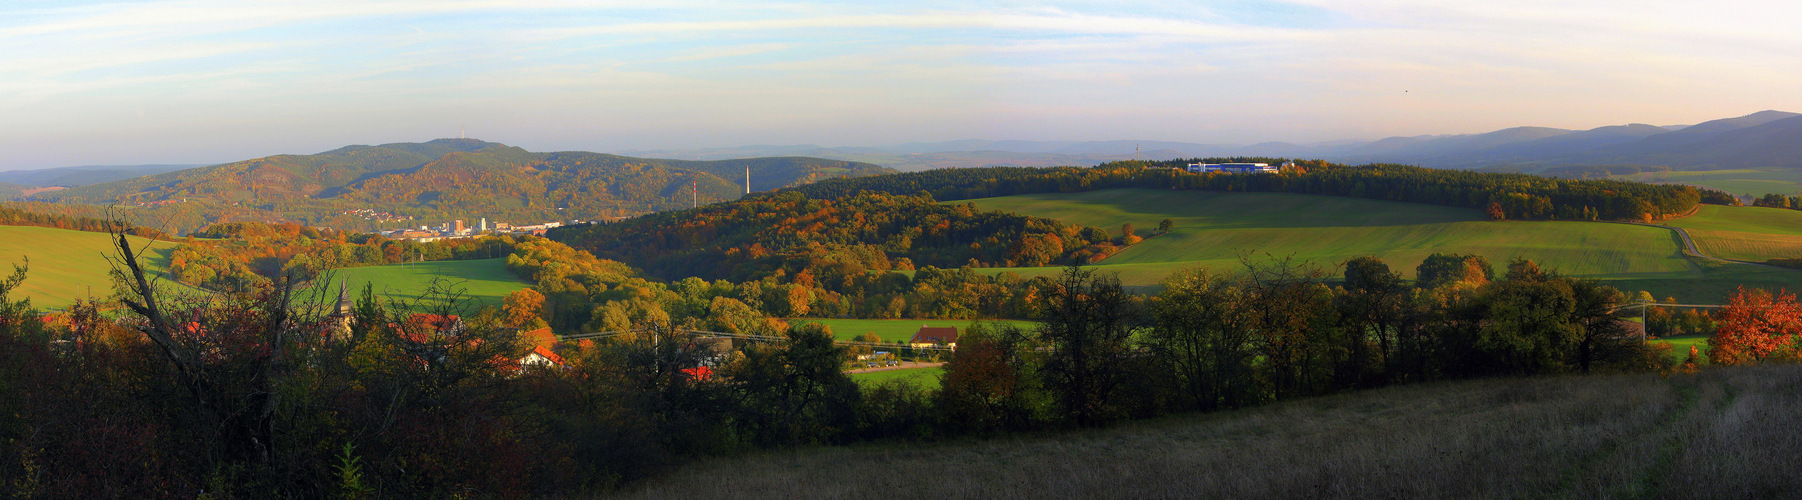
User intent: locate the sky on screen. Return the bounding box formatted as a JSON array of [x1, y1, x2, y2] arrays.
[[2, 0, 1800, 170]]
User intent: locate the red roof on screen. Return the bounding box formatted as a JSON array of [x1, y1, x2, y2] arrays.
[[680, 366, 712, 381], [525, 345, 566, 367], [521, 327, 557, 349], [910, 326, 958, 344]]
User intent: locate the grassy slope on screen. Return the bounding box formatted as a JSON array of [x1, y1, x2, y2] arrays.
[[848, 367, 944, 390], [788, 318, 1038, 343], [0, 226, 178, 309], [618, 365, 1802, 498], [1668, 204, 1802, 262], [320, 258, 530, 310], [959, 189, 1800, 301]]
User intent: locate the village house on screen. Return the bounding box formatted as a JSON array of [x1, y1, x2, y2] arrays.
[[909, 326, 958, 349]]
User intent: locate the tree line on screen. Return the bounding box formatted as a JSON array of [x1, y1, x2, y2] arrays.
[[785, 159, 1736, 222], [0, 203, 166, 238]]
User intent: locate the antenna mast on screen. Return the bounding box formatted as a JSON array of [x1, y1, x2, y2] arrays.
[[692, 179, 698, 208], [745, 166, 750, 194]]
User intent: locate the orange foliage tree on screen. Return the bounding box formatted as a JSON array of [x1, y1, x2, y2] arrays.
[[502, 288, 547, 329], [1708, 287, 1802, 365]]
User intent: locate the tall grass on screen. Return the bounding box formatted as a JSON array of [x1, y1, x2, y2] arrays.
[[612, 365, 1802, 499]]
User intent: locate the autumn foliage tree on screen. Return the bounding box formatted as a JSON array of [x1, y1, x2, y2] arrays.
[[502, 288, 547, 329], [1708, 287, 1802, 365]]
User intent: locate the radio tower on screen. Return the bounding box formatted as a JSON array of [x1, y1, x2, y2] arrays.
[[744, 166, 751, 194], [692, 179, 698, 208]]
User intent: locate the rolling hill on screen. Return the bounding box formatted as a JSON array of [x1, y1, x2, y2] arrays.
[[0, 225, 179, 308], [625, 110, 1802, 173], [963, 189, 1802, 302], [35, 139, 892, 232], [1668, 204, 1802, 263], [618, 365, 1802, 499], [0, 164, 205, 188]]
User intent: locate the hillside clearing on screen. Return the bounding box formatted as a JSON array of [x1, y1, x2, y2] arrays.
[[962, 189, 1802, 302], [614, 364, 1802, 499], [318, 258, 530, 309], [0, 226, 177, 309]]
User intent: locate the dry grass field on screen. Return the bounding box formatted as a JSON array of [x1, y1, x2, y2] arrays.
[[611, 365, 1802, 499]]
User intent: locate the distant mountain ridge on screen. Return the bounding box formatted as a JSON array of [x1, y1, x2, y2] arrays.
[[0, 164, 204, 187], [36, 139, 891, 231], [627, 110, 1802, 172]]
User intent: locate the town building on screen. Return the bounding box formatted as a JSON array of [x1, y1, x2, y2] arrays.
[[1186, 162, 1280, 174]]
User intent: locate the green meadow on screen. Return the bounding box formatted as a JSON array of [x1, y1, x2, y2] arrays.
[[1617, 168, 1802, 199], [848, 366, 945, 390], [1655, 333, 1711, 364], [0, 226, 179, 309], [319, 258, 531, 310], [1668, 204, 1802, 262], [963, 189, 1802, 302], [788, 318, 1038, 342]]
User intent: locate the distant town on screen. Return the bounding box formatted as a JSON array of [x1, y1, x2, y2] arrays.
[[379, 216, 575, 242]]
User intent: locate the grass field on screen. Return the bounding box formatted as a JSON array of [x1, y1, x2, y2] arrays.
[[1668, 204, 1802, 262], [787, 318, 1038, 342], [848, 366, 944, 390], [960, 189, 1802, 302], [617, 364, 1802, 498], [1617, 168, 1802, 199], [1656, 334, 1711, 364], [0, 226, 179, 309], [318, 258, 531, 310]]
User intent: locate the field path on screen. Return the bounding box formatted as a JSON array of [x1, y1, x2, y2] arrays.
[[1605, 220, 1796, 271]]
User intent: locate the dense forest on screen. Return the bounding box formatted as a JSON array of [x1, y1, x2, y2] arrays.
[[549, 190, 1135, 281], [787, 159, 1736, 221]]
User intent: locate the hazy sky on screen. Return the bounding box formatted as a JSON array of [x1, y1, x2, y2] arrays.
[[3, 0, 1799, 170]]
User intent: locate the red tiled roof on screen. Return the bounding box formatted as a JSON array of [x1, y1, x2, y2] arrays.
[[910, 326, 958, 344], [522, 327, 557, 350]]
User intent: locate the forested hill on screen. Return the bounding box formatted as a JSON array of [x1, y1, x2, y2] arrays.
[[786, 159, 1731, 221], [548, 190, 1130, 282], [33, 139, 891, 230]]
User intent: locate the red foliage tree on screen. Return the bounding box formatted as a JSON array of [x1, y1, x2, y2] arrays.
[[1708, 287, 1802, 365]]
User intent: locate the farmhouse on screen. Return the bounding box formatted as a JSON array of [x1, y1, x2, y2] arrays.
[[518, 327, 568, 369], [909, 326, 959, 349]]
